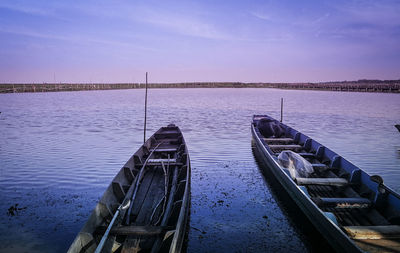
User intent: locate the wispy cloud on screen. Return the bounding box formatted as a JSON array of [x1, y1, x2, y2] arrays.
[[41, 2, 236, 41], [0, 1, 56, 17], [0, 26, 159, 53], [137, 9, 232, 40], [332, 0, 400, 26], [311, 13, 330, 25], [250, 11, 272, 22], [312, 1, 400, 41]]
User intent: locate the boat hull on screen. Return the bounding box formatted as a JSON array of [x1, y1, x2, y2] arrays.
[[68, 125, 191, 253], [251, 124, 362, 253]]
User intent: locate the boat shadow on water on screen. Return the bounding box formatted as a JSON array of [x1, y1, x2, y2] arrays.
[[251, 141, 335, 253]]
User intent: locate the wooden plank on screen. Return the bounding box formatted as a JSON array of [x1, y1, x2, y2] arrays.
[[311, 163, 328, 170], [344, 225, 400, 239], [134, 171, 165, 224], [312, 197, 371, 209], [149, 148, 177, 152], [146, 158, 179, 166], [296, 177, 349, 186], [353, 238, 400, 253], [137, 162, 183, 167], [148, 158, 176, 163], [121, 171, 165, 252], [269, 144, 303, 151], [264, 138, 294, 144], [129, 168, 157, 223]]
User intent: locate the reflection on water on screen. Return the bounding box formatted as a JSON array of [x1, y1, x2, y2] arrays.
[[0, 88, 399, 252]]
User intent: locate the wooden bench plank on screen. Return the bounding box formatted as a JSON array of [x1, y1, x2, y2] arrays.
[[149, 148, 177, 152], [147, 158, 176, 163], [353, 238, 400, 253], [296, 177, 349, 186], [264, 138, 294, 144], [269, 144, 303, 151], [138, 162, 183, 167], [311, 163, 329, 170], [146, 158, 181, 166], [312, 197, 371, 209], [344, 225, 400, 239]]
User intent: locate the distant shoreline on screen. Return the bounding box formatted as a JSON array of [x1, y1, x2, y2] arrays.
[[1, 80, 400, 93]]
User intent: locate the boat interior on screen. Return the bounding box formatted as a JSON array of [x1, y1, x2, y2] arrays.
[[253, 115, 400, 252], [72, 125, 189, 253]]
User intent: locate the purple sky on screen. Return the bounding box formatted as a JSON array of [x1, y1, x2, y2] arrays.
[[0, 0, 399, 83]]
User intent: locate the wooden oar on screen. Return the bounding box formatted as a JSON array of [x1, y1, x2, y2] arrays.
[[94, 205, 123, 253], [93, 173, 141, 253]]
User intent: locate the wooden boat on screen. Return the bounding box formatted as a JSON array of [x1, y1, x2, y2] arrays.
[[68, 124, 190, 253], [252, 115, 400, 253]]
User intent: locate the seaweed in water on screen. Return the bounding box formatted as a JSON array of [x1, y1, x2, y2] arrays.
[[7, 204, 27, 216]]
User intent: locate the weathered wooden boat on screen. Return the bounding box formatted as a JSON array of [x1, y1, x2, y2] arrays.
[[68, 124, 190, 253], [252, 115, 400, 253]]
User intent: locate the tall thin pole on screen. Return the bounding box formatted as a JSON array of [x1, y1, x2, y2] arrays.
[[280, 98, 283, 122], [144, 72, 148, 143]]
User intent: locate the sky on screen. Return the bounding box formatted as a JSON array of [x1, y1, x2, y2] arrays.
[[0, 0, 399, 83]]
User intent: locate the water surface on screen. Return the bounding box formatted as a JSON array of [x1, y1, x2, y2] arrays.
[[0, 88, 399, 252]]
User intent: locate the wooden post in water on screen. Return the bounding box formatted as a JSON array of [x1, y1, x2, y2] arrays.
[[280, 98, 283, 122], [144, 72, 148, 143]]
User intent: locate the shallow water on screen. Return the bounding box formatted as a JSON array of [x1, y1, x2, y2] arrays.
[[0, 88, 399, 252]]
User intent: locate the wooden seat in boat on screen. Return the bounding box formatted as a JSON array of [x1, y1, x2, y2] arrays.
[[296, 177, 349, 186], [343, 225, 400, 239], [312, 197, 371, 209], [311, 163, 328, 170], [269, 144, 303, 151], [149, 148, 177, 152], [264, 138, 294, 144]]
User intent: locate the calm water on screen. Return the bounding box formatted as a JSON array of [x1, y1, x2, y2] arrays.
[[0, 88, 399, 253]]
